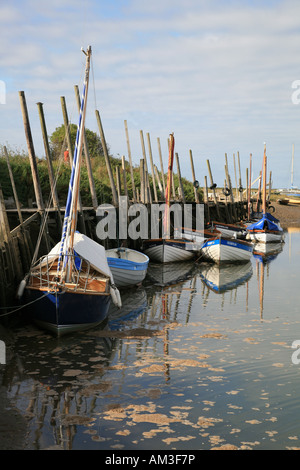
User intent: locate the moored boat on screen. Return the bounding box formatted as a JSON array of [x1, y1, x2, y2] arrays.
[[21, 46, 121, 335], [208, 221, 247, 239], [246, 145, 284, 244], [143, 238, 195, 263], [106, 247, 149, 288], [246, 213, 284, 243], [142, 133, 197, 263], [200, 235, 253, 264]]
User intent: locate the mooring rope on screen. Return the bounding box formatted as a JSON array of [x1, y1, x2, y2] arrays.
[[0, 292, 49, 316]]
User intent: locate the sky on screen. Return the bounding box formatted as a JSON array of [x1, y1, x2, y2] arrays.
[[1, 0, 300, 189]]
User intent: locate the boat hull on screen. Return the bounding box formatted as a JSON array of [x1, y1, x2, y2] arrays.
[[143, 239, 195, 263], [106, 248, 149, 288], [247, 231, 284, 243], [210, 222, 247, 239], [108, 265, 148, 287], [246, 213, 284, 243], [200, 237, 253, 263], [26, 287, 111, 336]]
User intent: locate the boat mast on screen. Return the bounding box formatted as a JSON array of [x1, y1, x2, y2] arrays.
[[68, 46, 92, 252], [262, 144, 267, 215], [57, 46, 92, 281]]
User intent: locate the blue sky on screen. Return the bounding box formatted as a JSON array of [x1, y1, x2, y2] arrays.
[[1, 0, 300, 189]]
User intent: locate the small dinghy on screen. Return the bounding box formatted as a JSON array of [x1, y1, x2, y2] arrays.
[[106, 248, 149, 288]]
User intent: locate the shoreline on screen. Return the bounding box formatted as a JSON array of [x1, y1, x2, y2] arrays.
[[271, 201, 300, 230]]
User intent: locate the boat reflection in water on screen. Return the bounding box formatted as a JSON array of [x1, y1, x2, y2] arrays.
[[146, 261, 196, 287], [198, 261, 253, 294], [253, 242, 283, 264]]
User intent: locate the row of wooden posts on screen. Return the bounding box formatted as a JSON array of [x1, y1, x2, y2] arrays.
[[0, 87, 260, 311], [18, 88, 258, 215]]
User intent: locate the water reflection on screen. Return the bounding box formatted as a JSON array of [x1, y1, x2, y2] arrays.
[[198, 262, 253, 294], [147, 261, 196, 287], [2, 234, 300, 450]]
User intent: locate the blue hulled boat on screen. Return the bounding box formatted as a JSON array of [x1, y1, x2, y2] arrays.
[[106, 247, 149, 288], [22, 46, 121, 335]]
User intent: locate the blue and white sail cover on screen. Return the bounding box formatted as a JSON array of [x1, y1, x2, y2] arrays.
[[57, 47, 92, 279]]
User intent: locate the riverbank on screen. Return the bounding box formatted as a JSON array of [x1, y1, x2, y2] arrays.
[[272, 200, 300, 229]]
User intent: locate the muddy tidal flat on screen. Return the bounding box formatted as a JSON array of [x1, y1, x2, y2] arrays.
[[1, 222, 300, 451]]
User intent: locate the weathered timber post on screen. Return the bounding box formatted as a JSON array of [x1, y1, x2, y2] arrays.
[[74, 85, 98, 209], [206, 159, 220, 218], [121, 156, 128, 197], [139, 159, 145, 203], [204, 176, 210, 223], [3, 146, 23, 225], [124, 120, 137, 202], [237, 151, 243, 201], [0, 186, 10, 243], [233, 153, 238, 201], [0, 186, 16, 284], [154, 165, 163, 198], [116, 166, 121, 199], [146, 133, 158, 202], [140, 130, 151, 204], [175, 153, 185, 204], [60, 96, 74, 166], [224, 153, 237, 220], [95, 109, 118, 207], [268, 171, 272, 204], [157, 137, 166, 195], [19, 91, 52, 250], [19, 91, 44, 212], [36, 102, 62, 231], [4, 146, 32, 266], [189, 149, 199, 203]]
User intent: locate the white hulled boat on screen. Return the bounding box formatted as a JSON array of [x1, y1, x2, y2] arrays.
[[105, 247, 149, 288], [246, 145, 284, 244], [200, 235, 253, 264]]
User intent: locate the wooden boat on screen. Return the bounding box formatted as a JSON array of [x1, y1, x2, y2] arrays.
[[105, 247, 149, 288], [200, 235, 253, 264], [142, 134, 196, 263], [176, 226, 252, 263], [22, 46, 121, 335], [246, 213, 284, 243], [246, 145, 284, 244], [142, 238, 195, 263], [208, 221, 247, 239]]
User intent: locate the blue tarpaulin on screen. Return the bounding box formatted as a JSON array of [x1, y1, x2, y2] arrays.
[[247, 213, 282, 232]]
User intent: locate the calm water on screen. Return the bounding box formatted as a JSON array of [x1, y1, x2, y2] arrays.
[[1, 230, 300, 450]]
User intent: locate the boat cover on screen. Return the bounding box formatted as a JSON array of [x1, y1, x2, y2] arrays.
[[42, 232, 115, 281], [247, 214, 282, 232]]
